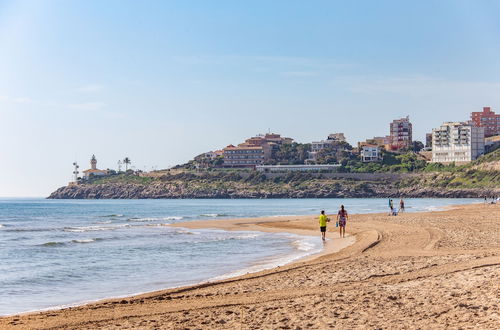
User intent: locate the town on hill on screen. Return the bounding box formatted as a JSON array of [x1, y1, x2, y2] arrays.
[[49, 107, 500, 199]]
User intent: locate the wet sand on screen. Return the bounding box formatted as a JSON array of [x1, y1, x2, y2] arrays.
[[1, 203, 499, 329]]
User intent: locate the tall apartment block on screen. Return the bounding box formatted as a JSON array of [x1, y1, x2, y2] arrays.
[[471, 106, 500, 137], [432, 122, 485, 163], [389, 116, 412, 151]]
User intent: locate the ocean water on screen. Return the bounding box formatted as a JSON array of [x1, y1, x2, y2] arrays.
[[0, 198, 481, 315]]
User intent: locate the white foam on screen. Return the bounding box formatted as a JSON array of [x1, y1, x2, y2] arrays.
[[291, 239, 315, 252], [72, 239, 97, 244], [128, 216, 183, 222], [210, 234, 322, 281], [175, 230, 199, 235], [63, 224, 128, 232], [234, 233, 261, 239]]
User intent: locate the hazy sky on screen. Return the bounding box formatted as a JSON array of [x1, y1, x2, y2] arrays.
[[2, 0, 500, 196]]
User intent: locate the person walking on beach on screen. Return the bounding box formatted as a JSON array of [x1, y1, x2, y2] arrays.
[[399, 198, 405, 213], [319, 210, 329, 241], [389, 199, 394, 215], [337, 205, 348, 238]]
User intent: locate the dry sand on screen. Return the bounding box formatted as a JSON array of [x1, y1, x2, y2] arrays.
[[1, 203, 499, 329]]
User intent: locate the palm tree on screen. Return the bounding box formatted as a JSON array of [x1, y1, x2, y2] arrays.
[[123, 157, 131, 171]]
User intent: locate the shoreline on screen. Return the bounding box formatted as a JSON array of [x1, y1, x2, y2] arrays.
[[1, 202, 499, 329], [2, 214, 356, 318]]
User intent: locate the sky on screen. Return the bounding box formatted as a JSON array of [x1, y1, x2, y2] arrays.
[[1, 0, 500, 196]]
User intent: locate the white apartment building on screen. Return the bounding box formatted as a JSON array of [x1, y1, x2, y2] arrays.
[[431, 122, 485, 163], [360, 145, 381, 162]]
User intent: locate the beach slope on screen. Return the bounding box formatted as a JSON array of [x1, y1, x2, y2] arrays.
[[1, 204, 499, 329]]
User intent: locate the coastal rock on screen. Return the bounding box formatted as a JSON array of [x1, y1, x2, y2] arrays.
[[47, 180, 500, 199]]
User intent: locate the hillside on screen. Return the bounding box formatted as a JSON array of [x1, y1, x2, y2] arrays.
[[48, 150, 500, 199]]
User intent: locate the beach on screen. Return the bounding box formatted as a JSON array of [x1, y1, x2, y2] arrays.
[[1, 203, 499, 329]]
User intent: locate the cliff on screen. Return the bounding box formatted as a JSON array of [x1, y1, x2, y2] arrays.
[[48, 170, 500, 199]]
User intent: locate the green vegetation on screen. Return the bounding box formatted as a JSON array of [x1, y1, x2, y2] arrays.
[[90, 174, 155, 185], [266, 142, 311, 165], [86, 148, 500, 195]]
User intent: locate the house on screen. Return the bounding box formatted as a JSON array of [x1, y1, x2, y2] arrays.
[[360, 145, 381, 162]]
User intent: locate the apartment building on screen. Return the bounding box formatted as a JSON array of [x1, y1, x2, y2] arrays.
[[223, 144, 271, 167], [431, 122, 485, 163], [223, 133, 291, 167], [389, 116, 412, 151], [360, 145, 381, 162], [471, 106, 500, 137]]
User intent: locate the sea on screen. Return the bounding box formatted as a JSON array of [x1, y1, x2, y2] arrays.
[[0, 197, 481, 315]]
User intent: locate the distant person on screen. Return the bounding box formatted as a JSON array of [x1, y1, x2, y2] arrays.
[[318, 210, 330, 241], [337, 205, 348, 238], [389, 199, 394, 215], [399, 199, 405, 213]]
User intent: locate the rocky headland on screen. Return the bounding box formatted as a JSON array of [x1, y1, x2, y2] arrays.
[[48, 171, 500, 199]]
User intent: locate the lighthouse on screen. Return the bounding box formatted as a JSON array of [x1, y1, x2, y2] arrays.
[[82, 155, 108, 180], [90, 154, 97, 170]]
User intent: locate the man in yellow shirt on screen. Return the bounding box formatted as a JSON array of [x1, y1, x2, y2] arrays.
[[319, 210, 330, 241]]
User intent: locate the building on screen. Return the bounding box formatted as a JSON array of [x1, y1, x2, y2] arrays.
[[471, 106, 500, 137], [389, 116, 412, 151], [431, 122, 485, 164], [223, 144, 271, 167], [327, 133, 346, 142], [82, 155, 108, 179], [360, 145, 381, 162], [199, 150, 223, 160], [307, 133, 347, 162], [256, 164, 340, 172], [425, 133, 432, 148], [222, 133, 291, 167], [485, 135, 500, 153], [358, 136, 390, 150]]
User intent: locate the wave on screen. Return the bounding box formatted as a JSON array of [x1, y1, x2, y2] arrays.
[[291, 239, 316, 252], [5, 228, 53, 233], [234, 233, 260, 239], [40, 241, 66, 247], [63, 225, 128, 232], [199, 213, 228, 217], [40, 238, 104, 246], [191, 233, 261, 244], [94, 220, 112, 224], [175, 230, 200, 235], [127, 216, 183, 222], [100, 214, 124, 218], [211, 236, 322, 281], [0, 224, 4, 228], [72, 238, 103, 244]]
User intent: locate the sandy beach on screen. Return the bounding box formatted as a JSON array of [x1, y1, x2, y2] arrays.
[[1, 203, 499, 329]]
